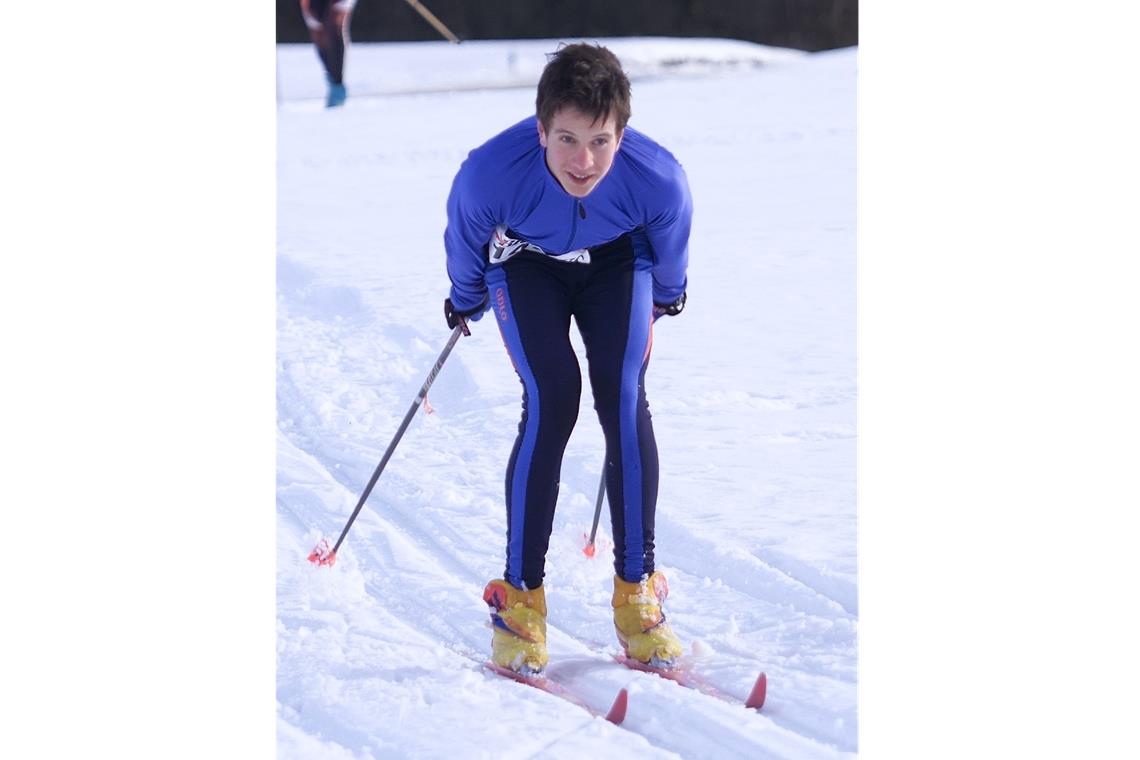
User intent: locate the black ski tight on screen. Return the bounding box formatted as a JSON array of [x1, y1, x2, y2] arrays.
[[485, 233, 660, 589]]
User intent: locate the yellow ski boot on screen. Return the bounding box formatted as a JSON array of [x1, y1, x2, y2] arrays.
[[612, 571, 684, 667], [483, 579, 549, 675]]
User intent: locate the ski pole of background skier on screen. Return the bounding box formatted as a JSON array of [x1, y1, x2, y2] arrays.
[[309, 322, 467, 566], [582, 466, 606, 557], [403, 0, 461, 43]]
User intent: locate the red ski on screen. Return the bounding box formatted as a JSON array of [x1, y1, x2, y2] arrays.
[[614, 655, 767, 710], [484, 662, 629, 724]]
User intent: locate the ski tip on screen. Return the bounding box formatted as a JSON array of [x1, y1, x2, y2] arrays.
[[605, 687, 629, 724], [745, 672, 767, 710]]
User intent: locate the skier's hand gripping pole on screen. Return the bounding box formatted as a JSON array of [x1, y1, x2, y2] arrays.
[[308, 323, 468, 567]]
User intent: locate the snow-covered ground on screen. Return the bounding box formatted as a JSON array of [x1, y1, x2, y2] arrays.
[[7, 9, 1140, 760], [277, 38, 855, 758]]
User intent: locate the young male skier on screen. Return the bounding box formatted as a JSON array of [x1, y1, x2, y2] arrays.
[[442, 43, 692, 674]]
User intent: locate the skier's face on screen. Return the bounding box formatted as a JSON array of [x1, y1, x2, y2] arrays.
[[538, 107, 623, 198]]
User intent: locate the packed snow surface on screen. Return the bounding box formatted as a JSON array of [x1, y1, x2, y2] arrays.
[[277, 37, 855, 758]]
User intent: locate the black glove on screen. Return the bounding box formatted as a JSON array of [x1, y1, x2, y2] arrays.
[[444, 295, 488, 335], [653, 292, 686, 321]]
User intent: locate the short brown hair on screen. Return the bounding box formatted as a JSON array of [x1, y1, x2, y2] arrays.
[[536, 43, 632, 132]]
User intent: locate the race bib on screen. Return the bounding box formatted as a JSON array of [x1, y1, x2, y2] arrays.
[[488, 225, 590, 265]]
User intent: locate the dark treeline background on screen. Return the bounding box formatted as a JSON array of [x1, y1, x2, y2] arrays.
[[276, 0, 857, 52]]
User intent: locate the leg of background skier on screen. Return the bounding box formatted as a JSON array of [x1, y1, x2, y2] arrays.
[[300, 0, 354, 107]]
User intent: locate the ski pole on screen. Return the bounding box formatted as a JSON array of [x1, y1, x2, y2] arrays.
[[402, 0, 461, 43], [582, 464, 606, 558], [308, 323, 466, 566]]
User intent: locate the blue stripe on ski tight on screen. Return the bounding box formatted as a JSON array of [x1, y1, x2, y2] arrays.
[[620, 238, 656, 581], [486, 272, 538, 589]]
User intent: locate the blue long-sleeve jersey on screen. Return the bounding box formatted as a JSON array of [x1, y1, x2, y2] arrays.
[[444, 116, 692, 313]]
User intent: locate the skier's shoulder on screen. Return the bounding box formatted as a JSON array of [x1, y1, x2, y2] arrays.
[[460, 116, 542, 184], [616, 125, 690, 209]]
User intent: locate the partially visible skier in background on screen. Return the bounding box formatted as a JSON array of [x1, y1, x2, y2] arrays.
[[442, 43, 692, 675], [300, 0, 355, 107]]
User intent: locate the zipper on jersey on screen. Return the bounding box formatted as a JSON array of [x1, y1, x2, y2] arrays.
[[564, 199, 585, 250]]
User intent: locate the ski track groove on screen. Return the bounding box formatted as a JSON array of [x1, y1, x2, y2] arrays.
[[286, 458, 678, 756], [281, 356, 853, 624], [658, 517, 855, 619], [280, 398, 852, 757]]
